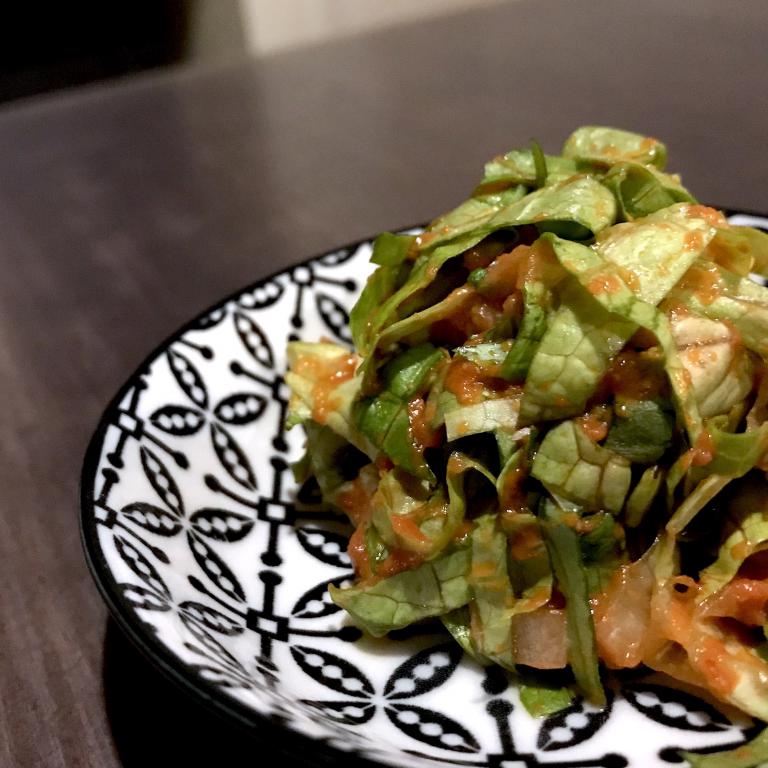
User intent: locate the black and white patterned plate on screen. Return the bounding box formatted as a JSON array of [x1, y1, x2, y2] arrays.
[[81, 213, 768, 768]]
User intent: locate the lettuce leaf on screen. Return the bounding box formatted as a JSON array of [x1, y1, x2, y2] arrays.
[[670, 315, 754, 419], [355, 344, 444, 479], [603, 162, 696, 220], [382, 343, 444, 398], [301, 422, 365, 500], [370, 232, 416, 266], [503, 511, 553, 603], [488, 175, 617, 241], [425, 185, 527, 251], [519, 682, 574, 718], [357, 231, 482, 356], [698, 475, 768, 596], [595, 204, 716, 305], [350, 257, 411, 353], [624, 465, 665, 528], [376, 286, 473, 350], [285, 341, 375, 453], [540, 499, 605, 705], [441, 606, 486, 662], [531, 420, 632, 513], [442, 393, 520, 442], [562, 125, 667, 169], [477, 148, 579, 191], [500, 281, 549, 380], [690, 424, 768, 483], [604, 399, 675, 464], [455, 341, 510, 366], [362, 177, 617, 355], [541, 230, 709, 440], [356, 392, 433, 480], [519, 280, 635, 424], [329, 547, 471, 636], [671, 262, 768, 359], [468, 515, 516, 667], [708, 226, 764, 276], [370, 468, 436, 551], [720, 224, 768, 277]]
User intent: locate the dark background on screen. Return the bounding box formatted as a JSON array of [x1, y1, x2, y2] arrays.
[[0, 2, 189, 103]]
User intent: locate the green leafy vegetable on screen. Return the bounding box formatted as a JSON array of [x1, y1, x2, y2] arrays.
[[541, 499, 605, 706], [519, 279, 636, 424], [468, 515, 516, 667], [370, 232, 416, 266], [288, 126, 768, 747], [624, 465, 664, 527], [562, 125, 667, 169], [329, 547, 471, 636], [532, 420, 632, 514], [500, 281, 548, 380], [603, 162, 696, 220], [441, 606, 485, 662], [478, 148, 579, 191], [519, 682, 574, 718], [604, 400, 674, 463], [355, 344, 444, 479]]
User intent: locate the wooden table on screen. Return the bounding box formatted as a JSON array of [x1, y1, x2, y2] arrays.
[[2, 1, 766, 764]]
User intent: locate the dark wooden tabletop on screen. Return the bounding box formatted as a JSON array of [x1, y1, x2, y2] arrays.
[[2, 1, 766, 765]]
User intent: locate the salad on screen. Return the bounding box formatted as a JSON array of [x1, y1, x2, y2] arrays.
[[286, 126, 768, 766]]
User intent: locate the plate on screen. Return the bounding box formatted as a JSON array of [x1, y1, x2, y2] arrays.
[[82, 213, 768, 768]]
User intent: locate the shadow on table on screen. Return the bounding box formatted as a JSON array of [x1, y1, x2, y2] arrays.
[[101, 618, 380, 767]]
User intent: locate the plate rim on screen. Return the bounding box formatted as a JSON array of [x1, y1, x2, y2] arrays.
[[80, 210, 768, 764], [79, 230, 391, 766]]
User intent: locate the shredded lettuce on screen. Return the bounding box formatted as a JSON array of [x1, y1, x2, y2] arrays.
[[468, 515, 516, 667], [287, 127, 768, 750], [531, 420, 632, 514], [562, 125, 667, 169], [541, 499, 605, 706], [329, 547, 471, 636]]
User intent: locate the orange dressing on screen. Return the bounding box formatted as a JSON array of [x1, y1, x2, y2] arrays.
[[390, 515, 431, 546], [578, 411, 610, 442], [407, 397, 441, 450], [470, 561, 498, 579], [587, 272, 623, 296], [684, 230, 705, 252], [702, 578, 768, 627], [347, 524, 372, 580], [509, 521, 544, 561], [617, 266, 640, 292], [684, 204, 728, 227], [690, 428, 716, 467], [478, 245, 531, 299], [519, 238, 563, 288], [604, 349, 667, 401], [694, 636, 739, 697], [675, 262, 724, 305], [376, 548, 424, 579], [335, 475, 375, 527], [444, 358, 485, 404], [293, 352, 357, 423], [499, 465, 528, 515]]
